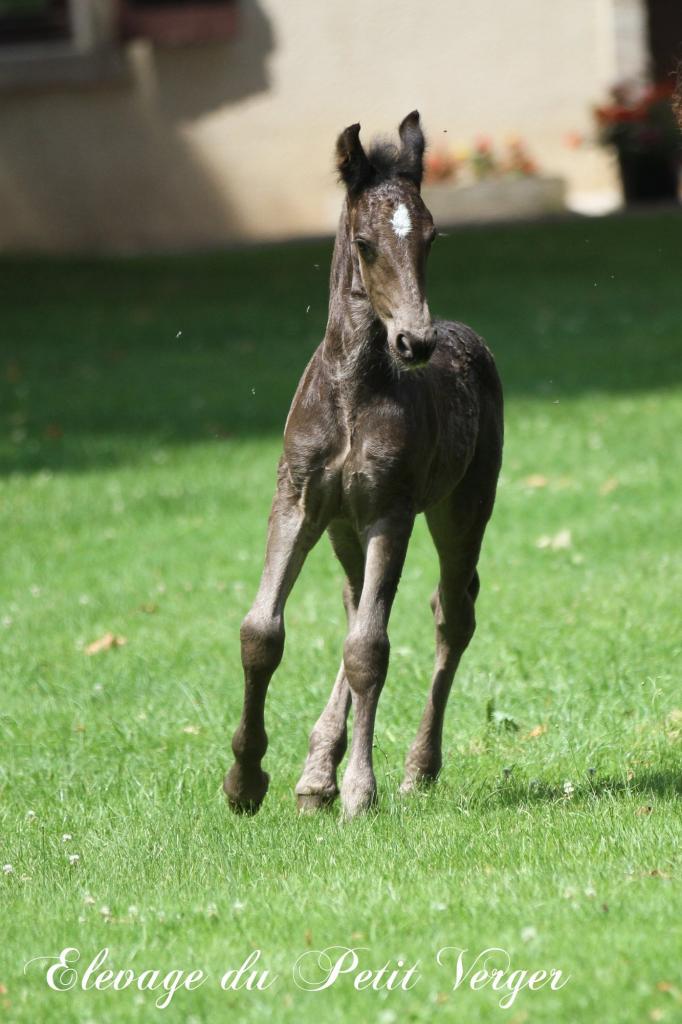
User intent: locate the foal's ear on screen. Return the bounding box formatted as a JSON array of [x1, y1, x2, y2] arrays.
[[398, 110, 426, 187], [336, 122, 374, 195]]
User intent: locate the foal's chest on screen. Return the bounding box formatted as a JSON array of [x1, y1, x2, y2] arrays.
[[337, 402, 430, 518]]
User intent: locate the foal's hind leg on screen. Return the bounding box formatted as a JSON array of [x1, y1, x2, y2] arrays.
[[295, 521, 362, 811], [224, 463, 324, 814], [401, 476, 495, 793]]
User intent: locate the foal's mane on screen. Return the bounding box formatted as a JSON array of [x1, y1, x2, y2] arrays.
[[364, 139, 419, 185], [336, 112, 425, 193]]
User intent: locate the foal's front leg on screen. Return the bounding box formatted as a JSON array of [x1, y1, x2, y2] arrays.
[[340, 507, 414, 818], [295, 520, 363, 811], [224, 466, 323, 813]]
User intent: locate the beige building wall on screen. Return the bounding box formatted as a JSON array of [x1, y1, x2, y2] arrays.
[[0, 0, 648, 252]]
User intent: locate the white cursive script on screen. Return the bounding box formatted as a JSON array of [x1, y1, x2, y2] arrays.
[[292, 946, 421, 992], [26, 947, 206, 1009], [437, 945, 570, 1009]]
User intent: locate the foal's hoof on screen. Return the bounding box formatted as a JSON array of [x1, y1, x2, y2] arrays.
[[296, 789, 338, 814], [223, 764, 269, 815], [400, 763, 441, 795], [340, 782, 378, 820]]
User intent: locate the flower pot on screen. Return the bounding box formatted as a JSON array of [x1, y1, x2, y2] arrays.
[[617, 151, 679, 204]]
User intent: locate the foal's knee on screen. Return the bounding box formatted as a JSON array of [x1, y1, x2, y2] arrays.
[[438, 585, 477, 651], [343, 627, 389, 693], [240, 610, 285, 676]]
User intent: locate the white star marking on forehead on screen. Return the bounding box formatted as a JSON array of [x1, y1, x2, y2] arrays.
[[391, 203, 412, 239]]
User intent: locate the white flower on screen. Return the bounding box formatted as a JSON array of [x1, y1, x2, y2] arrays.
[[62, 833, 72, 843], [232, 900, 245, 912], [584, 884, 596, 898], [431, 901, 447, 912], [128, 905, 139, 917], [83, 894, 96, 906], [563, 780, 575, 798], [206, 903, 218, 919], [68, 854, 80, 866], [521, 926, 538, 943], [536, 529, 572, 551], [25, 810, 36, 821], [99, 905, 111, 918], [3, 864, 13, 875]]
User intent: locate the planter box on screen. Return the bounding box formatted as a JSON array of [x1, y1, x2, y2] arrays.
[[121, 2, 239, 45], [422, 176, 566, 226]]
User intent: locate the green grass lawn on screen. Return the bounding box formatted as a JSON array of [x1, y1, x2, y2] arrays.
[[1, 213, 681, 1023]]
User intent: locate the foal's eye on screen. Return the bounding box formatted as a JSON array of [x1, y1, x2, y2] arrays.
[[355, 238, 376, 263]]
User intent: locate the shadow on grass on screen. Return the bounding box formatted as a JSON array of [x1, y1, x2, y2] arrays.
[[491, 766, 682, 807], [2, 211, 681, 474]]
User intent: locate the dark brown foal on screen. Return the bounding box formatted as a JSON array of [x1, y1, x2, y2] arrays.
[[224, 111, 503, 818]]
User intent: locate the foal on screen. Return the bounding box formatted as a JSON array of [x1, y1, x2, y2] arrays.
[[224, 112, 503, 818]]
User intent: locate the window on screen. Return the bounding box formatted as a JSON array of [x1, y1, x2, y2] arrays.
[[0, 0, 70, 44], [0, 0, 123, 90]]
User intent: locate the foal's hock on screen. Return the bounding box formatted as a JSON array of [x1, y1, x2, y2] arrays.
[[224, 112, 503, 818]]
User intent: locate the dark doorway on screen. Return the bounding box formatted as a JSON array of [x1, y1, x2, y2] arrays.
[[646, 0, 682, 79]]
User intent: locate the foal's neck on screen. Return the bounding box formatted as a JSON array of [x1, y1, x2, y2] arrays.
[[323, 201, 388, 387]]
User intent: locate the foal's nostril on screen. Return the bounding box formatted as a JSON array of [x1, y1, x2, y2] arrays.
[[395, 329, 435, 367], [424, 327, 437, 358], [396, 333, 412, 359]]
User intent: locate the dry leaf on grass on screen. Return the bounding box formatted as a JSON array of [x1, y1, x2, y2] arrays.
[[182, 725, 200, 735], [85, 632, 127, 655], [656, 981, 682, 1002], [599, 477, 619, 496], [523, 474, 548, 489], [636, 805, 653, 816], [523, 723, 548, 740], [665, 709, 682, 742]]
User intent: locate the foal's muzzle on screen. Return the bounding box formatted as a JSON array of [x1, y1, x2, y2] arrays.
[[395, 327, 437, 369]]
